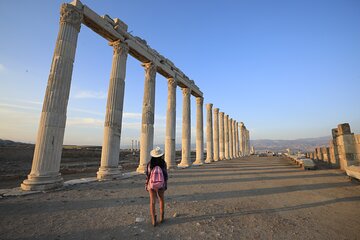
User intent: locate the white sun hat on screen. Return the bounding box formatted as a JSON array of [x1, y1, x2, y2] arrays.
[[150, 146, 164, 158]]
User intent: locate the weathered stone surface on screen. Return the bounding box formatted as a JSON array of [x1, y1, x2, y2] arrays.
[[165, 78, 177, 169], [224, 115, 229, 160], [193, 97, 204, 166], [213, 108, 219, 161], [178, 88, 192, 168], [21, 4, 83, 191], [137, 62, 157, 173], [97, 40, 129, 180], [205, 104, 214, 163], [219, 112, 225, 160]]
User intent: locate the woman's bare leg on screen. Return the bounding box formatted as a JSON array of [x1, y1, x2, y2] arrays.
[[149, 190, 157, 226], [158, 190, 165, 223]]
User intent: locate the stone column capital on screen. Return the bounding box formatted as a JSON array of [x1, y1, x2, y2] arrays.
[[206, 103, 213, 110], [141, 62, 157, 82], [167, 77, 177, 88], [219, 112, 224, 117], [196, 97, 204, 105], [214, 108, 219, 114], [60, 4, 83, 32], [182, 87, 191, 97], [109, 40, 129, 57]]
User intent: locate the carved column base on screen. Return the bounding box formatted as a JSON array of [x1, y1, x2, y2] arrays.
[[205, 159, 214, 164], [192, 161, 204, 166], [97, 166, 123, 180], [21, 173, 63, 191], [177, 162, 191, 168], [136, 164, 147, 174]]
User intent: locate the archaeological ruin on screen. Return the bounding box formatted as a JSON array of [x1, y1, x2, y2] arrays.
[[20, 0, 251, 191]]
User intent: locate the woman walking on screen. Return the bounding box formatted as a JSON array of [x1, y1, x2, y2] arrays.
[[146, 147, 168, 226]]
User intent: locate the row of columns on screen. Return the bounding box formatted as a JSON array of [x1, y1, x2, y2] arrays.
[[20, 3, 250, 191], [203, 104, 250, 162]]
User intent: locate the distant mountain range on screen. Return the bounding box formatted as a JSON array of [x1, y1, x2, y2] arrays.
[[251, 136, 331, 153], [1, 136, 332, 153], [0, 139, 31, 146]]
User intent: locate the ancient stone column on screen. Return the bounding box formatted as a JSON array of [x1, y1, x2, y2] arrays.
[[234, 121, 237, 157], [228, 118, 233, 159], [193, 97, 205, 166], [137, 62, 157, 173], [164, 78, 177, 169], [97, 40, 129, 180], [224, 114, 229, 159], [178, 88, 192, 168], [219, 112, 225, 160], [213, 108, 220, 161], [238, 123, 241, 156], [205, 103, 214, 163], [21, 4, 83, 191], [232, 119, 236, 158], [235, 122, 239, 157], [246, 129, 250, 155], [239, 122, 245, 156]]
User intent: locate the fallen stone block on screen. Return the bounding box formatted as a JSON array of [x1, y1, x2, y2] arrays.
[[302, 159, 316, 170], [345, 165, 360, 181]]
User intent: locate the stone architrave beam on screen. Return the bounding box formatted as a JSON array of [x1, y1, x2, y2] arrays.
[[74, 1, 203, 97]]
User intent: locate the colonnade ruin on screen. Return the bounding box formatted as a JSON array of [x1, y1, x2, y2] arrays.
[[306, 123, 360, 178], [20, 0, 251, 191]]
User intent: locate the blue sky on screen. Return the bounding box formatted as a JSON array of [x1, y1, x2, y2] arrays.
[[0, 0, 359, 147]]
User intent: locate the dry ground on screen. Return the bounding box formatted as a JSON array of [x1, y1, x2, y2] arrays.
[[1, 156, 360, 240]]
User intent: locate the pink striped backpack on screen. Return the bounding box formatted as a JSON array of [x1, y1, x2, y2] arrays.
[[148, 166, 165, 190]]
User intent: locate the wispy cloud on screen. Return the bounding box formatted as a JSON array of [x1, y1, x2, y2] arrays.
[[123, 112, 142, 119], [66, 118, 103, 127], [73, 90, 107, 99], [69, 107, 104, 116], [0, 103, 39, 111], [0, 63, 6, 73]]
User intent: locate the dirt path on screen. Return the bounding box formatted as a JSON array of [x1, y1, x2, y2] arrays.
[[1, 156, 360, 240]]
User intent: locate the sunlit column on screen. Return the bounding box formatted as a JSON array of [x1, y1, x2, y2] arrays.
[[97, 40, 129, 180], [193, 97, 205, 166], [164, 78, 177, 169], [232, 120, 236, 158], [219, 112, 225, 160], [229, 118, 233, 159], [239, 122, 245, 156], [178, 88, 192, 168], [224, 114, 229, 159], [137, 62, 157, 173], [22, 4, 83, 191], [213, 108, 219, 161], [235, 121, 239, 157], [205, 103, 214, 163]]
